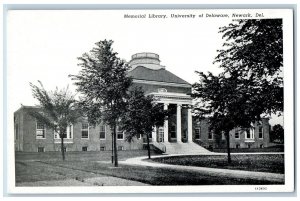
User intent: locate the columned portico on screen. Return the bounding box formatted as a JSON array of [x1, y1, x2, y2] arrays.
[[149, 92, 193, 144], [176, 104, 182, 143], [163, 103, 169, 143]]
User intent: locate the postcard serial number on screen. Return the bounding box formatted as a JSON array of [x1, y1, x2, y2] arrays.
[[255, 187, 268, 191]]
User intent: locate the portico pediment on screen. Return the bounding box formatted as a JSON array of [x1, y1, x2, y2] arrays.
[[148, 92, 192, 105]]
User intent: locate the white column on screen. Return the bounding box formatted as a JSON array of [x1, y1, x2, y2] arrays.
[[187, 107, 193, 143], [176, 104, 182, 143], [152, 126, 157, 142], [164, 103, 169, 143]]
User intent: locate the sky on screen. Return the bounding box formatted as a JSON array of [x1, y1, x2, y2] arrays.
[[7, 9, 285, 125]]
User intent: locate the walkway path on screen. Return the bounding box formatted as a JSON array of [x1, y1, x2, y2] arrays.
[[17, 176, 149, 186], [120, 153, 284, 183]]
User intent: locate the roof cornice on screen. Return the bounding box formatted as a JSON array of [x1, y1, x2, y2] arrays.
[[132, 79, 191, 88]]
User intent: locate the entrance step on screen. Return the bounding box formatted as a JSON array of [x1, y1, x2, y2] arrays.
[[160, 142, 211, 154]]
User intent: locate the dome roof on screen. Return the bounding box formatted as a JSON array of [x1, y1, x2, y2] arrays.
[[129, 52, 165, 70], [128, 66, 190, 85]]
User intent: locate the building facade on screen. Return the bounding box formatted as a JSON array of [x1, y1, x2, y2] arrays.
[[14, 53, 271, 153], [193, 119, 271, 149], [14, 107, 144, 152]]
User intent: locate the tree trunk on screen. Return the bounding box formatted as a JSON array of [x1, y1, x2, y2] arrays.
[[225, 130, 231, 164], [146, 133, 151, 159], [111, 129, 114, 164], [113, 124, 118, 167], [61, 135, 65, 161]]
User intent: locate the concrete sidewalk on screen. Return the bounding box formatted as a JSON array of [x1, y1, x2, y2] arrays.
[[120, 153, 284, 183]]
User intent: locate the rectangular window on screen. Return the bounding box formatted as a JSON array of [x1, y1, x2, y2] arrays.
[[37, 147, 44, 152], [245, 128, 255, 139], [246, 130, 251, 138], [100, 146, 106, 151], [117, 146, 124, 151], [100, 125, 106, 139], [195, 127, 201, 139], [36, 121, 46, 139], [208, 130, 213, 140], [68, 125, 73, 139], [259, 127, 264, 139], [81, 123, 89, 139], [117, 126, 124, 140], [221, 131, 226, 140], [82, 146, 88, 151], [235, 129, 240, 139], [54, 131, 59, 139], [54, 125, 73, 139]]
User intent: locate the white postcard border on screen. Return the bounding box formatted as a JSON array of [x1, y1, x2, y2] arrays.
[[5, 7, 295, 195]]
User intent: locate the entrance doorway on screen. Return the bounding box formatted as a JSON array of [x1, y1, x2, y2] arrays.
[[158, 127, 164, 142], [170, 125, 176, 139]]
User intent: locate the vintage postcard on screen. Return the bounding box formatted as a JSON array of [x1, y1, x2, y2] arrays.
[[5, 7, 294, 194]]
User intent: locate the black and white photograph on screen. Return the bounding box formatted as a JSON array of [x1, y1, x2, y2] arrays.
[[5, 7, 294, 194]]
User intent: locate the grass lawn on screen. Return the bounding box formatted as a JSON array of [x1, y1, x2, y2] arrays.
[[151, 154, 284, 174], [15, 150, 284, 185], [15, 150, 159, 162], [40, 160, 282, 185]]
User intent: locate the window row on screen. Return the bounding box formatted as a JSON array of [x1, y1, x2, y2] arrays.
[[35, 121, 124, 140], [235, 144, 264, 149], [82, 145, 124, 151], [194, 127, 264, 140], [194, 127, 214, 140], [36, 145, 124, 152]]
